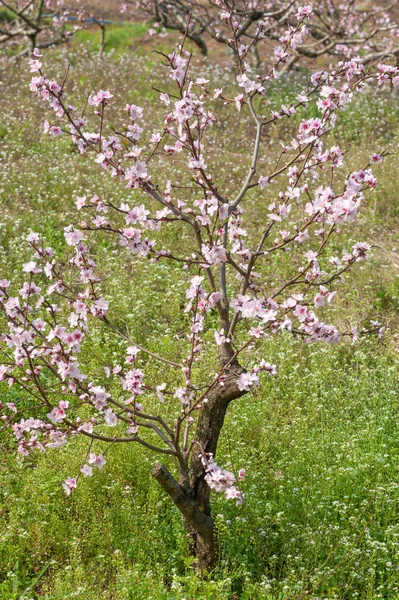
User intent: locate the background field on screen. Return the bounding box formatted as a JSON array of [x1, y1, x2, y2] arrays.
[[1, 25, 399, 600]]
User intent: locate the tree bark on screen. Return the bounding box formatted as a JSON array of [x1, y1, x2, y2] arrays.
[[152, 461, 215, 564], [189, 359, 245, 510], [153, 343, 246, 569]]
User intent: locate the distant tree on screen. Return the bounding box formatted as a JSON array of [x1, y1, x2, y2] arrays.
[[0, 0, 110, 56], [122, 0, 399, 68], [0, 0, 76, 54], [0, 2, 395, 569]]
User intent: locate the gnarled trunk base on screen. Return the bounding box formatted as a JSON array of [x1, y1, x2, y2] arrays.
[[152, 461, 215, 569], [153, 351, 246, 569], [185, 518, 216, 570]]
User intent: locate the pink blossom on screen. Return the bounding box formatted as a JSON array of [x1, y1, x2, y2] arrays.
[[64, 227, 84, 246], [296, 5, 313, 19], [22, 261, 40, 273], [160, 93, 170, 105], [88, 453, 106, 469], [58, 361, 84, 381], [127, 104, 143, 120], [201, 244, 227, 265], [62, 477, 77, 496], [75, 196, 86, 211], [188, 156, 207, 170], [104, 409, 117, 426], [234, 94, 244, 111], [237, 372, 259, 391], [214, 329, 231, 346], [80, 464, 93, 477], [0, 365, 9, 381], [156, 383, 166, 403], [258, 361, 277, 375], [150, 132, 162, 143], [27, 232, 40, 244], [201, 453, 244, 505], [29, 59, 42, 72], [88, 90, 113, 107], [78, 422, 93, 434], [259, 176, 270, 190]]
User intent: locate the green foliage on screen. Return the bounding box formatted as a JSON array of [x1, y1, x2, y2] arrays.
[[0, 7, 16, 24], [73, 24, 151, 54], [1, 340, 399, 599]]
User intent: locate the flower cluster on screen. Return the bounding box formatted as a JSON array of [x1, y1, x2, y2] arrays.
[[200, 453, 246, 505]]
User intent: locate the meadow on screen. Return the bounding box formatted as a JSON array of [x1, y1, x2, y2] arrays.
[[1, 29, 399, 600]]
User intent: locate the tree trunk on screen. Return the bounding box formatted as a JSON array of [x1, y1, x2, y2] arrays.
[[152, 343, 246, 569], [152, 461, 215, 569]]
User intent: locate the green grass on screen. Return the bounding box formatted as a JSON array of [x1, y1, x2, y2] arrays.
[[0, 7, 16, 24], [1, 339, 399, 599], [73, 23, 151, 54], [1, 47, 399, 599]]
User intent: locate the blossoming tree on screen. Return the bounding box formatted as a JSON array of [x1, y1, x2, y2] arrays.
[[0, 2, 395, 568], [0, 0, 110, 56], [122, 0, 399, 68], [0, 0, 77, 54]]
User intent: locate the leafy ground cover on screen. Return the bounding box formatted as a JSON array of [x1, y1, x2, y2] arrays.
[[1, 43, 399, 599]]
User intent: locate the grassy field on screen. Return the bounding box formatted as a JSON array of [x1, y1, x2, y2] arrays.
[[1, 34, 399, 599]]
